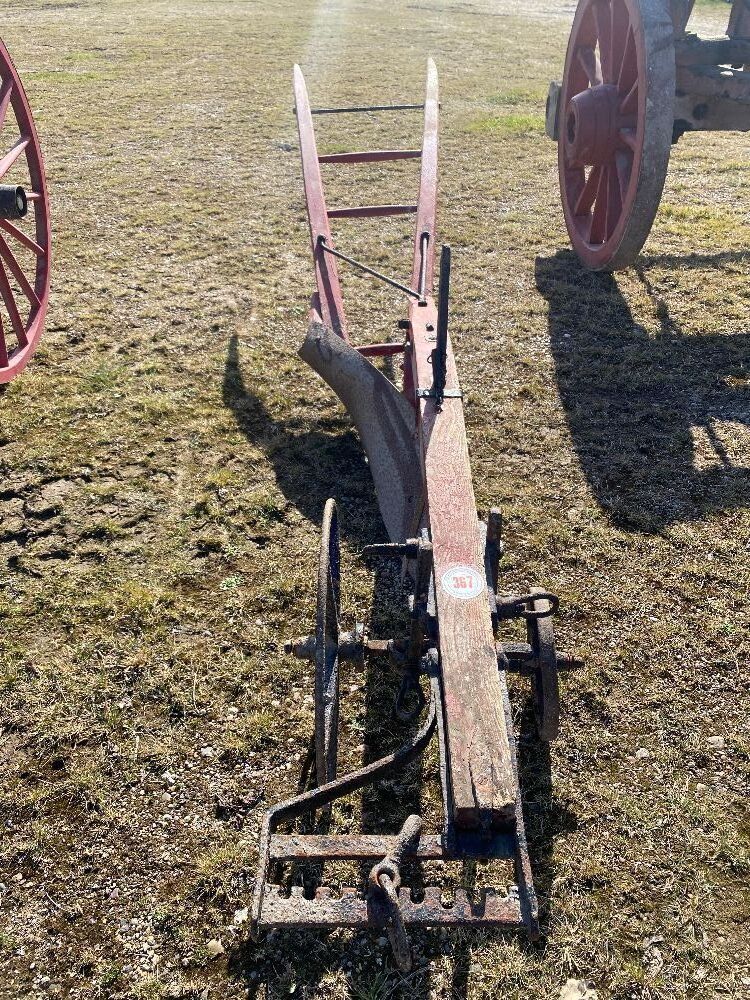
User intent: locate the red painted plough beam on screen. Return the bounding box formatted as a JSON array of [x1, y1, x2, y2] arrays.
[[250, 61, 575, 971]]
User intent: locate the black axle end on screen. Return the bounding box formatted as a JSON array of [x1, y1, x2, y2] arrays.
[[0, 185, 28, 220]]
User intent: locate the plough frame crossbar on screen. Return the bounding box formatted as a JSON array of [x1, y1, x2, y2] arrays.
[[251, 62, 571, 965]]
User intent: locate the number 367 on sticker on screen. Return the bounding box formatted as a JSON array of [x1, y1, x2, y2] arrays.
[[440, 565, 485, 600]]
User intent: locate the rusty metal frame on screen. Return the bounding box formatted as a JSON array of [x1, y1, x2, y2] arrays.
[[251, 675, 540, 940]]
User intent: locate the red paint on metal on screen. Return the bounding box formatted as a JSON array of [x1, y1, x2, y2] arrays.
[[327, 204, 417, 219], [0, 234, 41, 307], [0, 39, 51, 383], [293, 65, 348, 340], [0, 136, 29, 179], [356, 342, 406, 357], [410, 59, 439, 295]]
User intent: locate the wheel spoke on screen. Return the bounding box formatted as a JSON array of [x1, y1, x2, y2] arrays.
[[589, 166, 609, 243], [605, 160, 623, 238], [0, 81, 12, 135], [593, 0, 613, 83], [620, 78, 638, 116], [614, 150, 632, 202], [0, 218, 46, 256], [611, 0, 632, 85], [619, 127, 637, 151], [0, 233, 40, 307], [0, 137, 30, 180], [577, 45, 602, 86], [617, 27, 638, 95], [0, 259, 27, 346], [575, 165, 602, 215]]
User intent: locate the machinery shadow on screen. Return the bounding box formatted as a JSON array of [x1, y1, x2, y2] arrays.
[[535, 250, 750, 532], [223, 333, 387, 551]]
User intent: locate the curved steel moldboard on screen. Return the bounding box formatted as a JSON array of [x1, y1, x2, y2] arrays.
[[258, 885, 524, 929], [300, 319, 423, 543]]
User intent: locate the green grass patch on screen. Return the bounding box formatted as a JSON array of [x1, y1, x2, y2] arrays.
[[468, 112, 545, 135]]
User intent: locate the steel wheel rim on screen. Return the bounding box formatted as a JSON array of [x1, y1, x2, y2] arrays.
[[0, 40, 51, 383], [315, 498, 341, 787], [558, 0, 674, 270]]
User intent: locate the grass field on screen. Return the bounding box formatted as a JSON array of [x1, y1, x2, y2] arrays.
[[0, 0, 749, 998]]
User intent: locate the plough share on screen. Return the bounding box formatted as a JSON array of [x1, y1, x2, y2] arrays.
[[250, 61, 580, 969]]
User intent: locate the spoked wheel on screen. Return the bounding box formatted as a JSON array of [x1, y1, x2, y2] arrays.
[[527, 588, 560, 742], [315, 498, 341, 787], [0, 41, 51, 383], [558, 0, 675, 270]]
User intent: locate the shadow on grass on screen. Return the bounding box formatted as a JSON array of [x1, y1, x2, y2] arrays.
[[535, 250, 750, 532], [222, 332, 387, 550]]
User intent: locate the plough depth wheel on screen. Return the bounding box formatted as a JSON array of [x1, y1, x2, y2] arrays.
[[315, 498, 341, 787], [0, 40, 51, 382], [557, 0, 674, 270]]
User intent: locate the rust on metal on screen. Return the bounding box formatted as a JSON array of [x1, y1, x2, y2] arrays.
[[258, 885, 525, 929], [309, 103, 424, 115]]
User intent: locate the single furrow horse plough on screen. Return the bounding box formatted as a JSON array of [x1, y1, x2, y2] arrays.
[[546, 0, 750, 269], [0, 39, 51, 383], [250, 60, 580, 970]]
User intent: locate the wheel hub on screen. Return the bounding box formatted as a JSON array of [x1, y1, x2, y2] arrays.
[[565, 84, 620, 167]]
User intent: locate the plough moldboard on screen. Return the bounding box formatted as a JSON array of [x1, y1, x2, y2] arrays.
[[0, 39, 51, 383], [250, 61, 581, 971], [546, 0, 750, 270]]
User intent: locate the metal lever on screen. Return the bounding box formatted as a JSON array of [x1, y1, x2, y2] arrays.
[[362, 539, 426, 560], [430, 244, 451, 408]]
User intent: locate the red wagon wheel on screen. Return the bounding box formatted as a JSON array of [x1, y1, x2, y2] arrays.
[[0, 40, 51, 383], [558, 0, 675, 270]]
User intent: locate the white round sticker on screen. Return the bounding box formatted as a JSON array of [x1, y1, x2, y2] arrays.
[[441, 565, 485, 600]]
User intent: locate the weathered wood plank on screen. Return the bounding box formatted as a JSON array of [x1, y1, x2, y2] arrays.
[[409, 300, 516, 829]]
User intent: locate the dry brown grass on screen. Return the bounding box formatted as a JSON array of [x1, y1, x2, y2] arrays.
[[0, 0, 748, 998]]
